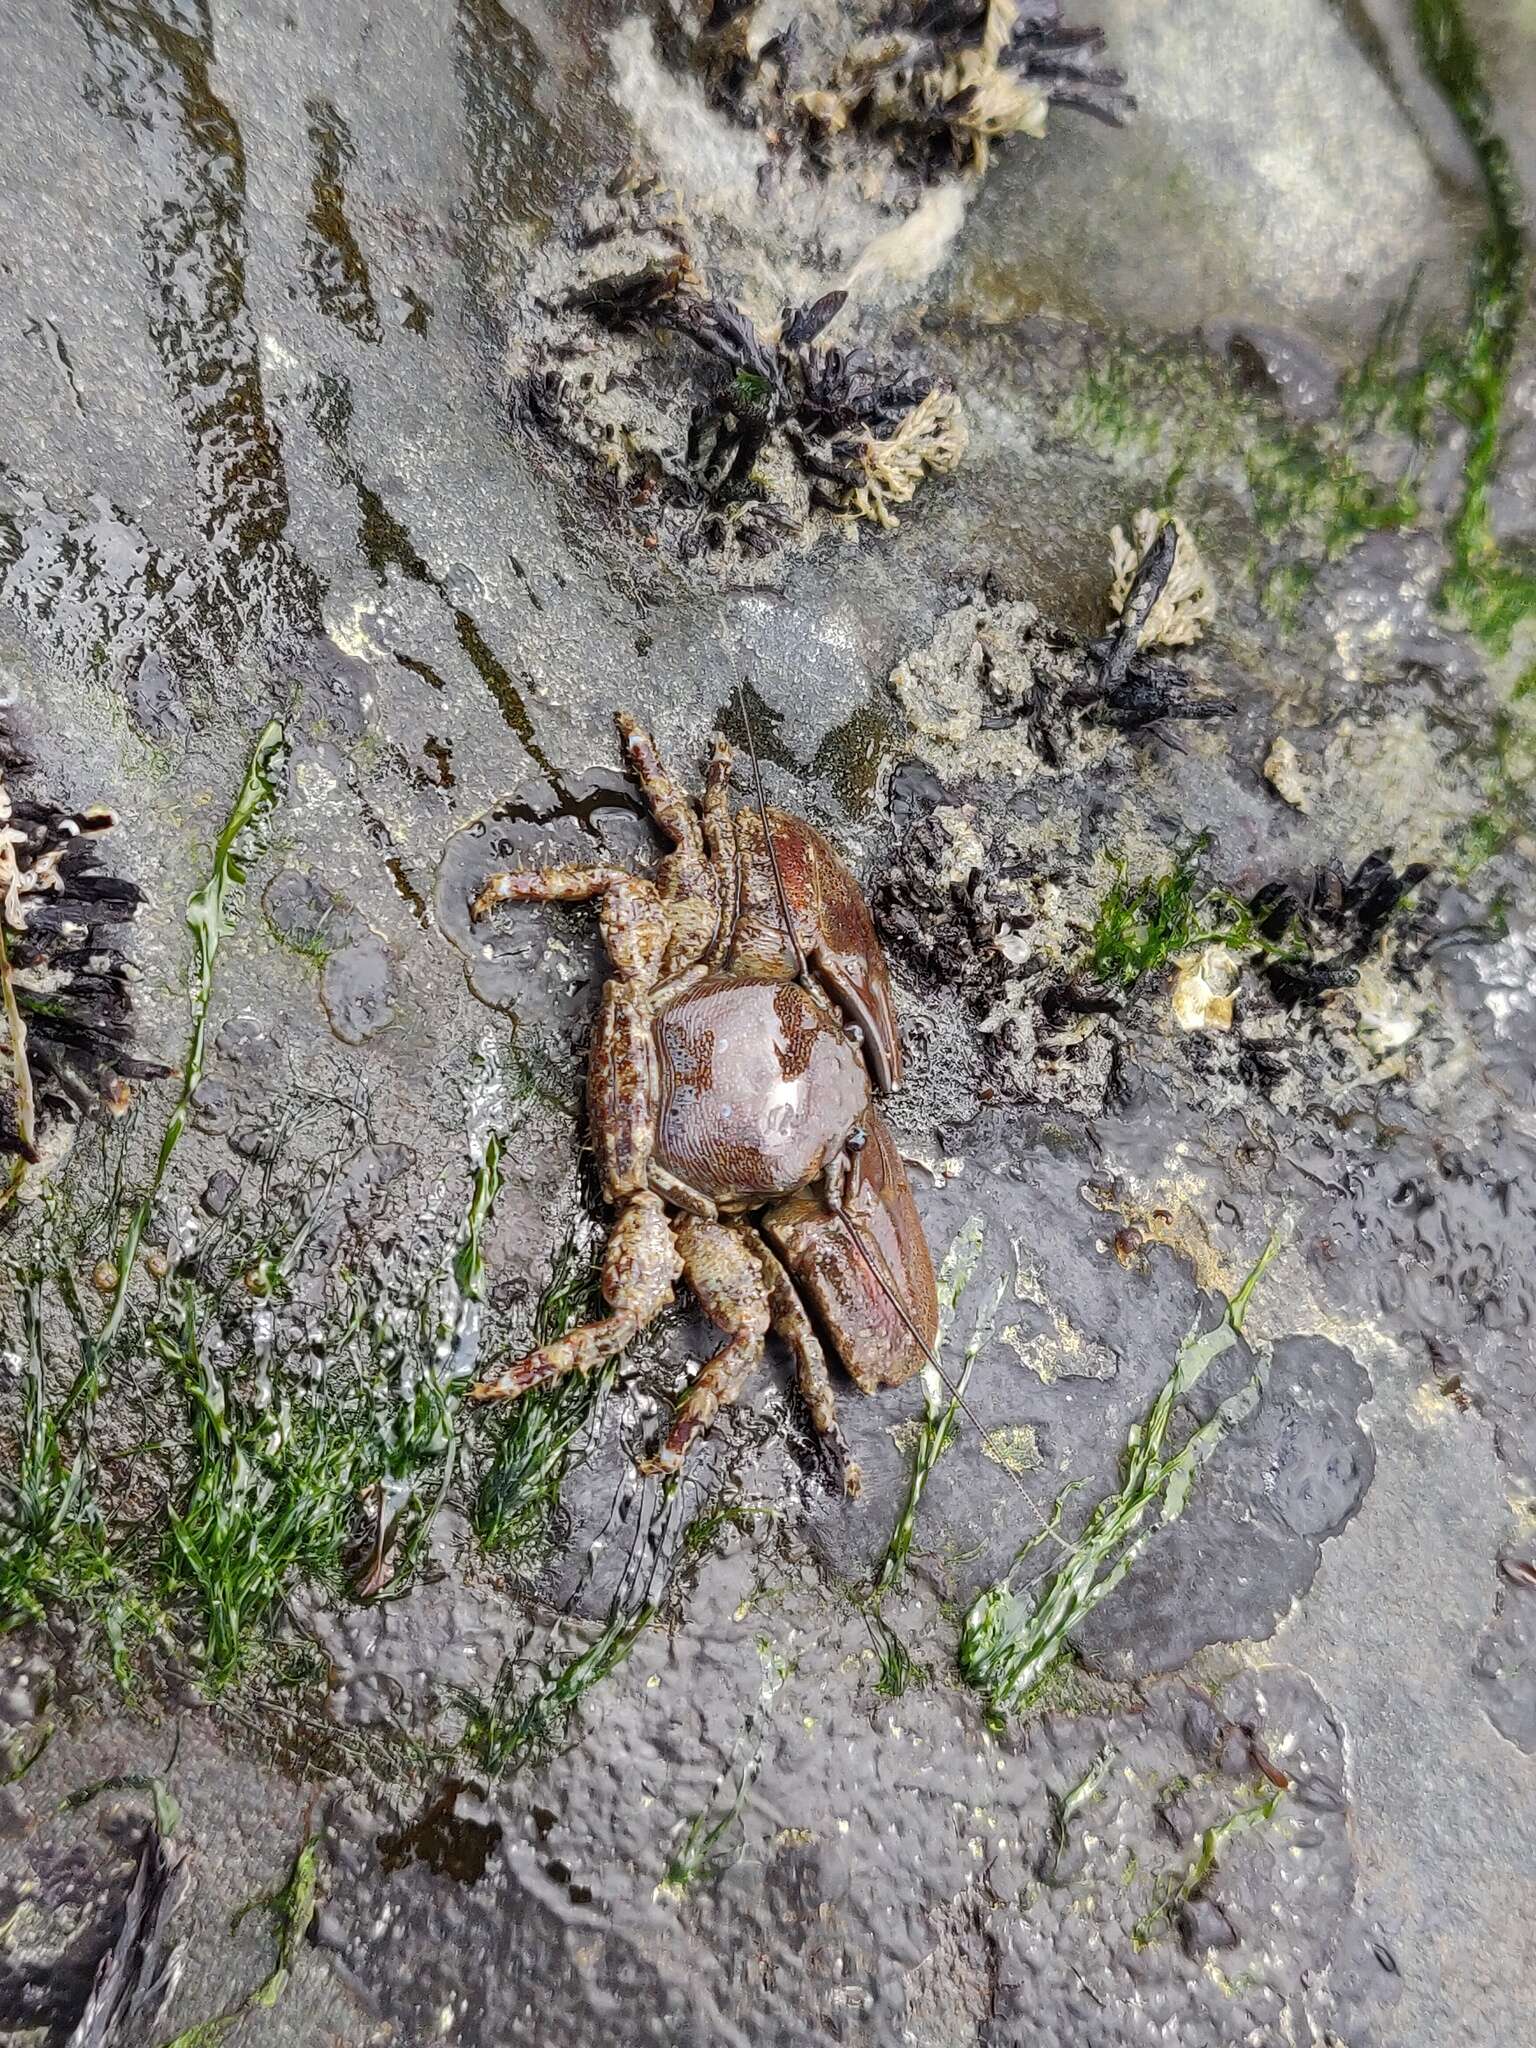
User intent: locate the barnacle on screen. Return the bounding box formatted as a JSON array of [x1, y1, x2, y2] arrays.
[[1170, 947, 1239, 1034], [1262, 734, 1311, 812], [0, 746, 167, 1206], [840, 386, 969, 528], [775, 2, 1131, 178], [527, 196, 968, 551], [1108, 510, 1215, 650]]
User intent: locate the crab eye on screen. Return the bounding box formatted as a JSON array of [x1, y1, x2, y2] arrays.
[[844, 1021, 865, 1050], [846, 1125, 867, 1154]]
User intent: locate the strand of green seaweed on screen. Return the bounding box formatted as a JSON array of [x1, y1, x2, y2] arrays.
[[62, 719, 287, 1418], [959, 1238, 1279, 1716], [1039, 1740, 1117, 1886], [3, 726, 523, 1684], [659, 1641, 789, 1895], [1130, 1786, 1287, 1950], [1, 719, 287, 1674], [874, 1213, 999, 1596], [156, 1832, 320, 2047], [365, 1101, 508, 1595], [155, 1273, 365, 1687], [456, 1597, 656, 1778], [455, 1472, 692, 1777], [4, 1084, 517, 1687], [0, 1277, 124, 1640], [160, 1068, 512, 1677]]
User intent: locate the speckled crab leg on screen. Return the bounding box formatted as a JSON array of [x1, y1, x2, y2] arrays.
[[471, 1191, 681, 1401], [641, 1216, 771, 1473], [615, 711, 702, 853], [470, 863, 630, 922], [748, 1229, 860, 1499], [615, 712, 720, 970]]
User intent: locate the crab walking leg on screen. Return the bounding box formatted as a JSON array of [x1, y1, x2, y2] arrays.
[[473, 863, 669, 985], [701, 732, 734, 866], [615, 712, 720, 972], [616, 712, 705, 856], [646, 1217, 772, 1472], [470, 864, 631, 921], [471, 1192, 681, 1401], [747, 1229, 860, 1499]]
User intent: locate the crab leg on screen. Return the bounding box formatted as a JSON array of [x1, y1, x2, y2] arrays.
[[615, 712, 720, 972], [471, 864, 629, 921], [616, 712, 705, 856], [643, 1217, 771, 1472], [747, 1229, 859, 1498], [474, 867, 669, 987], [701, 732, 734, 863], [471, 1192, 681, 1401]]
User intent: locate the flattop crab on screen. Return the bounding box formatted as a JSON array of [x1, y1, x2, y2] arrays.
[[468, 712, 939, 1492]]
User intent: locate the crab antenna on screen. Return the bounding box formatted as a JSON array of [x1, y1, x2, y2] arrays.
[[736, 677, 812, 986], [826, 1197, 1069, 1552]]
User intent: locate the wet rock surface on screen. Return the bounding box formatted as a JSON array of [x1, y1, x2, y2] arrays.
[[2, 3, 1535, 2046]]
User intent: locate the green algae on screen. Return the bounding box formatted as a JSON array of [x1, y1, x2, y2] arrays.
[[1086, 838, 1287, 993], [1131, 1785, 1287, 1950], [865, 1611, 928, 1699], [158, 1834, 320, 2047], [63, 719, 287, 1421], [455, 1600, 656, 1778], [1039, 1741, 1116, 1886], [0, 720, 526, 1688], [874, 1214, 995, 1597], [959, 1240, 1278, 1717], [1412, 0, 1535, 665], [1063, 346, 1415, 559]]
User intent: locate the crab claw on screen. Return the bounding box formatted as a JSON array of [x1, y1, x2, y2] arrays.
[[761, 1110, 937, 1394], [731, 807, 905, 1093]]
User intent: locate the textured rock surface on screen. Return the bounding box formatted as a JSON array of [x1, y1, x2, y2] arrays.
[[949, 0, 1486, 346], [2, 3, 1535, 2046]]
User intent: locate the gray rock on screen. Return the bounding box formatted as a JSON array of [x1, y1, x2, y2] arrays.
[[319, 934, 399, 1046], [948, 0, 1483, 350], [1077, 1335, 1375, 1678], [262, 868, 360, 956], [1473, 1577, 1536, 1753], [1205, 321, 1341, 422], [198, 1168, 238, 1218]]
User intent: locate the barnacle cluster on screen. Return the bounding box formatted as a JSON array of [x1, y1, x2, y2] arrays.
[[876, 524, 1440, 1111], [0, 744, 164, 1204], [878, 799, 1437, 1115], [511, 189, 965, 558], [877, 802, 1117, 1111], [1108, 509, 1215, 649], [698, 1, 1131, 179], [507, 4, 1131, 563], [841, 384, 969, 529], [893, 521, 1231, 782]]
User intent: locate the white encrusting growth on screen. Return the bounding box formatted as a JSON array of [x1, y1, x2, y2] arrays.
[[844, 388, 969, 530], [1108, 509, 1216, 648]]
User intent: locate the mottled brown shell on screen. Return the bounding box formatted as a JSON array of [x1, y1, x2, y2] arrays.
[[650, 974, 870, 1208], [728, 807, 905, 1093], [762, 1109, 937, 1392]]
